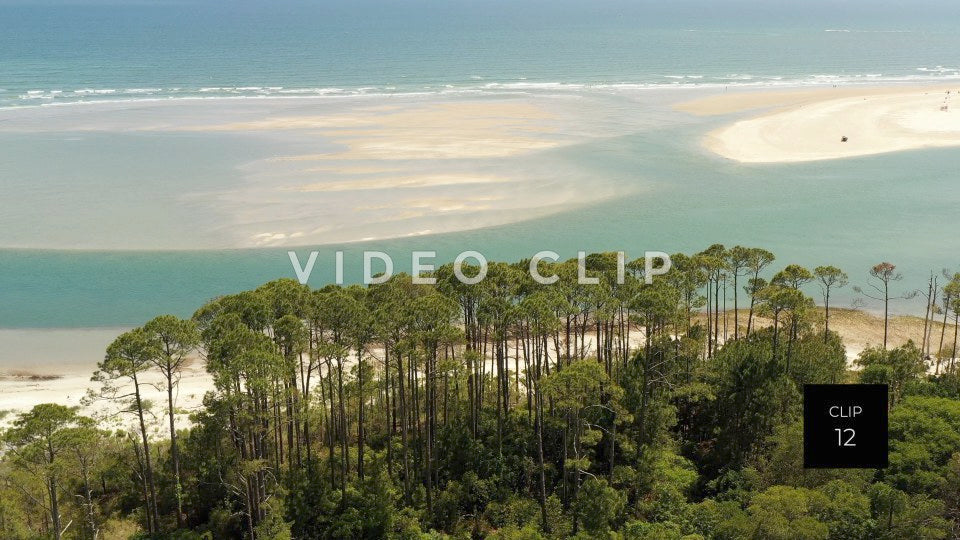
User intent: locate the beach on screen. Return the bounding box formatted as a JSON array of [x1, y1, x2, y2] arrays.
[[0, 328, 212, 430], [0, 362, 213, 432], [680, 85, 960, 162]]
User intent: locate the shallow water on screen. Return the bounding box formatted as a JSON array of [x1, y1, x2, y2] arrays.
[[0, 93, 645, 250], [2, 0, 960, 330], [1, 100, 956, 328]]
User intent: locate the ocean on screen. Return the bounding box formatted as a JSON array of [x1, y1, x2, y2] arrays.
[[2, 0, 960, 330]]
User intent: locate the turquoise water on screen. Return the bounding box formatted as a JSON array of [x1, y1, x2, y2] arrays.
[[2, 0, 960, 328], [3, 0, 960, 105], [3, 120, 957, 327]]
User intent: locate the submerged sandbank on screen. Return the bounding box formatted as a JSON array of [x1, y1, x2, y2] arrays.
[[0, 96, 623, 250]]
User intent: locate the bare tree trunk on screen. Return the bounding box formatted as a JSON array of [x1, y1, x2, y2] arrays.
[[714, 275, 720, 350], [357, 348, 365, 480], [48, 474, 61, 540], [535, 378, 549, 533], [165, 368, 184, 528], [723, 276, 728, 342], [706, 277, 713, 357], [733, 273, 739, 339], [952, 311, 959, 369], [132, 372, 159, 533], [425, 345, 435, 517], [384, 345, 392, 478], [131, 437, 152, 534], [883, 281, 890, 350], [397, 353, 411, 505], [939, 293, 951, 364], [922, 274, 934, 357], [824, 287, 831, 343], [336, 357, 348, 509]]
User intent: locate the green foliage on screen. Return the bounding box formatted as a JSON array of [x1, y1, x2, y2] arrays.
[[689, 334, 801, 477], [575, 477, 625, 535], [2, 248, 959, 539], [857, 341, 927, 404], [868, 483, 951, 539], [755, 422, 873, 491], [886, 396, 960, 494], [253, 497, 292, 540], [710, 486, 835, 540]]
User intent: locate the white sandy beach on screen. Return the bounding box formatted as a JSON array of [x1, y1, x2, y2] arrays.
[[0, 328, 212, 431], [679, 85, 960, 163]]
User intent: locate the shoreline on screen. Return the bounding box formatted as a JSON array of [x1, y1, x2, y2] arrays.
[[5, 77, 960, 109], [677, 84, 960, 162]]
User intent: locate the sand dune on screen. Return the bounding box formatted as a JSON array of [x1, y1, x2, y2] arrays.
[[680, 86, 960, 163]]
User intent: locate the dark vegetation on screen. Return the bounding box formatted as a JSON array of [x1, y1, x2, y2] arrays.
[[3, 246, 960, 539]]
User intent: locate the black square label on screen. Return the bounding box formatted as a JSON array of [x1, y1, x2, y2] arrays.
[[803, 384, 888, 468]]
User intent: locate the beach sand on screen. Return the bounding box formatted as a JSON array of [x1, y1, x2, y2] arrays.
[[0, 328, 212, 431], [0, 363, 213, 432], [677, 85, 960, 162]]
